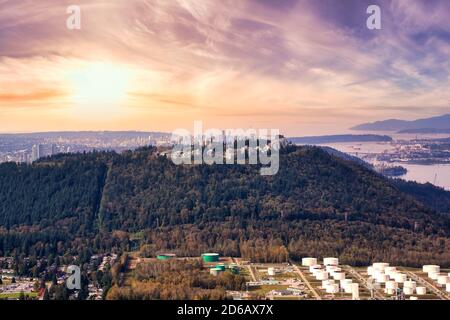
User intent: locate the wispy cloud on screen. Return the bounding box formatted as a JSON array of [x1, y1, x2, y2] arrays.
[[0, 0, 449, 134]]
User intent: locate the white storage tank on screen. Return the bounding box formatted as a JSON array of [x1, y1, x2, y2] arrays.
[[403, 287, 414, 295], [385, 267, 396, 274], [429, 272, 439, 280], [385, 288, 396, 295], [351, 283, 359, 300], [386, 281, 398, 290], [267, 267, 276, 276], [329, 268, 342, 277], [404, 281, 417, 290], [326, 265, 339, 273], [416, 287, 426, 295], [341, 279, 353, 292], [309, 264, 322, 273], [372, 269, 383, 279], [333, 272, 346, 280], [323, 257, 339, 266], [373, 262, 389, 271], [325, 283, 340, 294], [316, 271, 329, 281], [446, 283, 450, 293], [437, 275, 449, 285], [394, 273, 407, 283], [423, 265, 440, 274], [322, 280, 335, 288], [376, 274, 389, 283], [302, 257, 318, 267]]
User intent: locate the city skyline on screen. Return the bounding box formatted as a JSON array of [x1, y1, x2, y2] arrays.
[[0, 0, 449, 135]]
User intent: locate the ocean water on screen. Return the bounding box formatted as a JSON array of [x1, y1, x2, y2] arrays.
[[394, 163, 450, 191], [315, 141, 450, 191]]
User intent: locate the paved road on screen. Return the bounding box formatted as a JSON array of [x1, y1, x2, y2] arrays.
[[247, 265, 257, 282]]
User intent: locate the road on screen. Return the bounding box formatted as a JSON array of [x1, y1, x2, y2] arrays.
[[247, 265, 257, 282], [399, 268, 450, 300], [290, 261, 322, 300]]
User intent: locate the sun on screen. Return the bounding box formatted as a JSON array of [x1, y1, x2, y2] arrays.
[[69, 62, 131, 107]]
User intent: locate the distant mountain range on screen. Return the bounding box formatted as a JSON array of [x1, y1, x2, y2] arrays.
[[351, 114, 450, 132], [288, 134, 392, 144]]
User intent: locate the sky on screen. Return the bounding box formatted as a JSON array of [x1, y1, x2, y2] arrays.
[[0, 0, 449, 135]]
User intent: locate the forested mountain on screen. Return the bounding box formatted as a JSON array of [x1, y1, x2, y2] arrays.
[[0, 146, 449, 266], [351, 114, 450, 132], [392, 179, 450, 215]]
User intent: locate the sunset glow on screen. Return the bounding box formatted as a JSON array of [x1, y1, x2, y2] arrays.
[[0, 0, 449, 134]]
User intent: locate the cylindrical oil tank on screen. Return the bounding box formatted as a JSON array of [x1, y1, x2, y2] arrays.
[[202, 253, 220, 263], [325, 284, 340, 294], [404, 281, 417, 289], [403, 287, 414, 295], [333, 272, 345, 280], [322, 280, 334, 288], [372, 270, 382, 279], [323, 257, 339, 266], [389, 271, 399, 280], [416, 287, 426, 295], [215, 264, 226, 271], [157, 253, 176, 260], [341, 280, 352, 293], [302, 257, 317, 267], [385, 288, 395, 295], [376, 274, 389, 283], [395, 273, 407, 283], [429, 272, 439, 280], [316, 271, 329, 281], [329, 268, 342, 276], [344, 286, 353, 294], [310, 264, 322, 273], [423, 265, 440, 274], [326, 265, 339, 273], [437, 275, 449, 285], [386, 281, 398, 290], [373, 262, 389, 271], [385, 267, 396, 274], [351, 283, 359, 300]]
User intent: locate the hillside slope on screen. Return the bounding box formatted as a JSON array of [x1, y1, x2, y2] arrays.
[[0, 146, 449, 266]]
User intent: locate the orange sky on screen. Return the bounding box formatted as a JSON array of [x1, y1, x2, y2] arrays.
[[1, 0, 449, 135]]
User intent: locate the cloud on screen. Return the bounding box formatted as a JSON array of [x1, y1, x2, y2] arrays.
[[0, 90, 65, 103], [0, 0, 449, 134]]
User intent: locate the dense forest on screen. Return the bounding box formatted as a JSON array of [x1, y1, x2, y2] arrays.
[[107, 259, 246, 300], [392, 179, 450, 215], [0, 146, 449, 266]]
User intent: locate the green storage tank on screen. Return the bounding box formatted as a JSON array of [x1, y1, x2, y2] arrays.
[[157, 253, 176, 260], [215, 265, 226, 271], [202, 253, 220, 263]]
